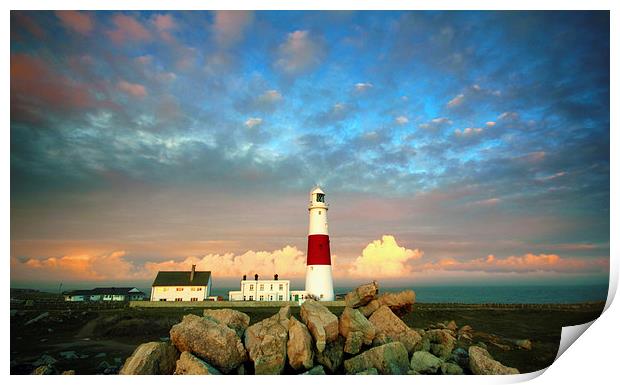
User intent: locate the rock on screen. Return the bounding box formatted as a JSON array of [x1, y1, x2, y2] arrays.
[[59, 351, 79, 360], [344, 331, 364, 354], [449, 347, 469, 369], [244, 307, 289, 374], [315, 335, 345, 373], [410, 351, 442, 374], [356, 368, 379, 374], [446, 320, 458, 331], [62, 370, 76, 375], [174, 351, 221, 375], [511, 339, 532, 350], [368, 306, 421, 353], [427, 329, 456, 359], [344, 341, 410, 375], [468, 346, 519, 375], [32, 354, 57, 366], [300, 300, 339, 353], [344, 281, 379, 308], [339, 307, 375, 346], [95, 352, 107, 358], [287, 316, 314, 371], [203, 309, 250, 339], [119, 341, 179, 375], [358, 299, 381, 317], [376, 290, 416, 316], [32, 365, 55, 375], [25, 312, 49, 326], [170, 314, 246, 373], [441, 362, 464, 375], [301, 365, 326, 375], [458, 325, 473, 335]]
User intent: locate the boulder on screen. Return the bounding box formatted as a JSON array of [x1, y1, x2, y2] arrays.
[[203, 309, 250, 339], [244, 307, 289, 374], [356, 368, 379, 374], [344, 341, 410, 375], [170, 314, 246, 373], [315, 335, 345, 373], [427, 329, 456, 359], [410, 351, 442, 374], [358, 299, 381, 317], [62, 370, 76, 375], [368, 306, 422, 353], [468, 346, 519, 375], [344, 331, 364, 354], [301, 365, 326, 375], [511, 339, 532, 350], [441, 362, 464, 375], [32, 354, 57, 367], [119, 341, 179, 375], [287, 316, 314, 371], [174, 351, 221, 375], [376, 290, 416, 316], [300, 300, 339, 353], [446, 320, 458, 331], [449, 347, 469, 369], [339, 307, 375, 346], [32, 365, 55, 375], [344, 281, 379, 308]]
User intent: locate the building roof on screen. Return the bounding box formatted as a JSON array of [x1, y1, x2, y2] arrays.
[[63, 287, 145, 296], [152, 271, 211, 287]]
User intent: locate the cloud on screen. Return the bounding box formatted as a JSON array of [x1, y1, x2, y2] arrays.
[[55, 11, 94, 35], [498, 111, 519, 121], [117, 80, 147, 98], [418, 117, 453, 131], [349, 235, 423, 278], [447, 93, 465, 108], [107, 14, 151, 44], [212, 11, 254, 47], [275, 30, 325, 75], [420, 253, 608, 274], [395, 116, 409, 125], [454, 127, 483, 137], [354, 82, 373, 93], [485, 121, 496, 127], [151, 14, 176, 42], [245, 117, 263, 128]]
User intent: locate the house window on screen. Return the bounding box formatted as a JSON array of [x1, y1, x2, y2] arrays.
[[243, 296, 246, 301], [175, 298, 183, 301], [163, 287, 169, 292], [197, 287, 202, 291], [279, 284, 283, 291], [270, 295, 273, 300], [159, 299, 166, 301], [259, 284, 264, 291], [191, 298, 198, 302], [176, 288, 184, 291], [278, 295, 283, 300], [320, 294, 324, 298], [259, 295, 264, 301], [249, 295, 253, 300], [249, 284, 254, 290], [270, 284, 273, 290]]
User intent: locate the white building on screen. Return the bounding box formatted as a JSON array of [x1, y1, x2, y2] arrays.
[[150, 265, 212, 302], [229, 274, 299, 301], [63, 287, 145, 302]]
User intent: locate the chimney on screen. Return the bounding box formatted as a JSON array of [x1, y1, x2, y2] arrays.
[[274, 274, 278, 280], [254, 273, 259, 281], [243, 274, 247, 281], [190, 264, 196, 282]]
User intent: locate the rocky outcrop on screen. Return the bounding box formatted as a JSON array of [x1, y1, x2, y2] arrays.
[[344, 342, 410, 375], [315, 335, 345, 373], [359, 290, 416, 317], [468, 346, 519, 375], [170, 314, 246, 373], [410, 351, 442, 374], [174, 351, 221, 375], [203, 309, 250, 339], [287, 316, 314, 371], [300, 300, 339, 353], [426, 329, 456, 359], [369, 306, 422, 353], [345, 281, 379, 308], [359, 300, 381, 317], [244, 307, 290, 374], [344, 331, 364, 354], [339, 307, 375, 354], [119, 341, 179, 375]]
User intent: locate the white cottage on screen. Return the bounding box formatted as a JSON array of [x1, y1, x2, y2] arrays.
[[150, 265, 212, 302], [228, 274, 309, 302]]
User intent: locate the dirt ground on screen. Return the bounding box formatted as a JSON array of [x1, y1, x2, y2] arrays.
[[10, 301, 604, 375]]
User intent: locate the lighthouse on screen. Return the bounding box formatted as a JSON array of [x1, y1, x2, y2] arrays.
[[305, 186, 335, 301]]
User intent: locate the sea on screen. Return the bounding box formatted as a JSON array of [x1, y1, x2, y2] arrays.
[[207, 284, 609, 304]]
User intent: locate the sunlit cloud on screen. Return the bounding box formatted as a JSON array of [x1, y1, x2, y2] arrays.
[[275, 30, 325, 75], [349, 235, 423, 278], [107, 14, 151, 44], [117, 80, 147, 98], [55, 11, 94, 35]]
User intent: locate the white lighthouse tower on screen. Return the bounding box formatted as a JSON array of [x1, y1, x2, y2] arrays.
[[305, 186, 335, 301]]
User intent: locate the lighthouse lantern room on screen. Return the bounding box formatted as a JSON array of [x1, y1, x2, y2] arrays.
[[305, 186, 335, 301]]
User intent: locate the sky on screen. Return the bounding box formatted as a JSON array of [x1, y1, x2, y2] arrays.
[[10, 11, 610, 290]]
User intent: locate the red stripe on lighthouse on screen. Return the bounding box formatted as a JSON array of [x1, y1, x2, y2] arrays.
[[307, 234, 331, 265]]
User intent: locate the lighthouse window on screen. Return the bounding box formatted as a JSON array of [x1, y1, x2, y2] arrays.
[[316, 193, 325, 202]]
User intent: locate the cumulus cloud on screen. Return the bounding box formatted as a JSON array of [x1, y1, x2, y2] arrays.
[[354, 82, 373, 93], [395, 116, 409, 125], [55, 11, 94, 35], [498, 111, 519, 121], [117, 80, 147, 98], [419, 117, 452, 130], [420, 253, 608, 273], [212, 11, 254, 47], [447, 93, 465, 108], [485, 121, 496, 127], [245, 117, 263, 128], [349, 235, 423, 278], [454, 127, 483, 137], [151, 14, 176, 42], [107, 14, 151, 44], [275, 30, 325, 75]]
